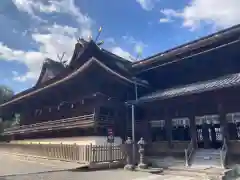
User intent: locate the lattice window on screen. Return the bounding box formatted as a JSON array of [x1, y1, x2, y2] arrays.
[[195, 116, 204, 125], [197, 129, 203, 141], [233, 112, 240, 123], [205, 114, 219, 124], [172, 117, 190, 126], [215, 127, 223, 141], [150, 120, 165, 127]]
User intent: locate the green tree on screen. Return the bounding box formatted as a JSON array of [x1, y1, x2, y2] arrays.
[[0, 85, 14, 139], [0, 85, 14, 104]]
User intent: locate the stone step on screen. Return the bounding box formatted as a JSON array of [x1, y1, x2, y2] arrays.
[[162, 169, 208, 178], [192, 156, 221, 162], [194, 153, 220, 157], [194, 156, 220, 160], [195, 151, 220, 154], [191, 161, 222, 169], [190, 149, 222, 169], [148, 157, 185, 168], [194, 151, 220, 156], [192, 160, 221, 165]]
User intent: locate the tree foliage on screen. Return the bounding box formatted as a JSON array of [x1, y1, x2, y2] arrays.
[[0, 85, 14, 138], [0, 85, 14, 104]]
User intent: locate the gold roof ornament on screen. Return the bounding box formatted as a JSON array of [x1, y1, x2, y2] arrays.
[[97, 40, 104, 46], [95, 26, 103, 43]]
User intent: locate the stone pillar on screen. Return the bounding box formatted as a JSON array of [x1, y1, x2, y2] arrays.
[[137, 137, 147, 169], [124, 137, 134, 170]]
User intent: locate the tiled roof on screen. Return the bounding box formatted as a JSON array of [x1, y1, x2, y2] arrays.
[[132, 24, 240, 69], [35, 58, 65, 86], [133, 73, 240, 104]]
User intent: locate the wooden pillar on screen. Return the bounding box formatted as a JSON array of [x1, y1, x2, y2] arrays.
[[165, 107, 172, 148], [218, 102, 229, 142], [93, 107, 100, 135], [143, 118, 151, 142], [189, 103, 197, 148]]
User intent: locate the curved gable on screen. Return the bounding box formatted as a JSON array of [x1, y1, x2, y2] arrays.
[[35, 58, 65, 86]]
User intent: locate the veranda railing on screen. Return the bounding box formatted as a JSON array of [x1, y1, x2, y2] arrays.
[[3, 114, 95, 135]]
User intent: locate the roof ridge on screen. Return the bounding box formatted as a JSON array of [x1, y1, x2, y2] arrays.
[[133, 23, 240, 67]]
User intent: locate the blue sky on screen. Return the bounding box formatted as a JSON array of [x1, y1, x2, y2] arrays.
[[0, 0, 239, 93]]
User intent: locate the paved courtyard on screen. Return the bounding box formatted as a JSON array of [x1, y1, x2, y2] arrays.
[[0, 151, 157, 180], [0, 150, 215, 180]]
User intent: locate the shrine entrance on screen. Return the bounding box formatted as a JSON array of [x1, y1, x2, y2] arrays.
[[196, 115, 223, 149], [150, 120, 167, 141], [172, 117, 191, 141], [227, 112, 240, 140]]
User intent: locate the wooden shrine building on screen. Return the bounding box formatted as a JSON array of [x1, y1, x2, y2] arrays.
[[2, 24, 240, 167], [0, 39, 148, 141]]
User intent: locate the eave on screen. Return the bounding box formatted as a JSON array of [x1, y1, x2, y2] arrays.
[[132, 24, 240, 72], [35, 58, 65, 87], [0, 57, 148, 108], [128, 72, 240, 105]]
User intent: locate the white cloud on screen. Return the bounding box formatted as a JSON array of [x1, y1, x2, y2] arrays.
[[0, 42, 44, 81], [111, 47, 133, 60], [136, 0, 155, 11], [13, 0, 58, 14], [160, 0, 240, 30], [45, 23, 78, 37], [12, 0, 93, 37], [105, 37, 116, 44], [0, 22, 79, 82], [159, 18, 171, 23], [12, 0, 47, 22], [0, 24, 135, 82], [2, 0, 139, 84], [3, 0, 94, 82], [32, 30, 77, 62], [12, 71, 19, 76], [122, 35, 147, 56]]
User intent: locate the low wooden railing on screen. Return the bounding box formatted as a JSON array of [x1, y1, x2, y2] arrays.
[[184, 138, 194, 167], [3, 114, 95, 135], [0, 143, 125, 164], [220, 137, 228, 168]]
